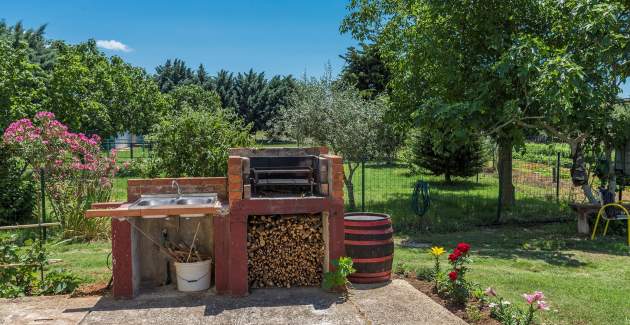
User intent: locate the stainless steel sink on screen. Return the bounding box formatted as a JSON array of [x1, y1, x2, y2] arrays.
[[128, 193, 218, 218]]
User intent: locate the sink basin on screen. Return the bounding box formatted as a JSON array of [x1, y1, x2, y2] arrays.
[[128, 193, 218, 218], [175, 198, 214, 205]]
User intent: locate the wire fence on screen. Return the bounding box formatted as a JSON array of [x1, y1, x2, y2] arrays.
[[101, 140, 153, 160], [342, 141, 628, 233]]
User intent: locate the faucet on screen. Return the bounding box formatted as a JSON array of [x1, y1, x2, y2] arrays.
[[171, 180, 182, 198]]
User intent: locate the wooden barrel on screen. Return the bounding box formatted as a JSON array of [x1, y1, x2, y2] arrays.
[[344, 212, 393, 283]]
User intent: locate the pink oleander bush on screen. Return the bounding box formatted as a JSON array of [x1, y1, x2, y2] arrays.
[[3, 112, 116, 240]]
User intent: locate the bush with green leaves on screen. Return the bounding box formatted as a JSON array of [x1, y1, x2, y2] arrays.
[[406, 128, 487, 182], [322, 257, 356, 291], [0, 147, 35, 226], [0, 235, 81, 298], [148, 109, 253, 177]]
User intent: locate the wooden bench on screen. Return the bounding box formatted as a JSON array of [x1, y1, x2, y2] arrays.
[[569, 202, 630, 234]]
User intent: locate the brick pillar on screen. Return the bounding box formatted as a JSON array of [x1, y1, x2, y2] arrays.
[[228, 156, 243, 206], [213, 214, 230, 295], [111, 218, 136, 298], [228, 209, 248, 296], [323, 154, 346, 268]]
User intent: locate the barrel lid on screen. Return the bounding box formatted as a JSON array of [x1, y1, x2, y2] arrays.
[[344, 213, 389, 222]]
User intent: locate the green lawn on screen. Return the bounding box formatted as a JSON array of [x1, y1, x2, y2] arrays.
[[47, 241, 112, 285], [394, 222, 630, 325]]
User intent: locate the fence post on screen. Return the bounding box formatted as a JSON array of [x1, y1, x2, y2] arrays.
[[361, 161, 365, 212], [39, 167, 46, 281], [556, 152, 561, 202], [496, 159, 502, 223]]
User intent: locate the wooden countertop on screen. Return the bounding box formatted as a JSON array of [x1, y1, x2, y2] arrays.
[[85, 201, 228, 218]]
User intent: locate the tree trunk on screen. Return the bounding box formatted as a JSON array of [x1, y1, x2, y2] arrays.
[[606, 147, 616, 195], [344, 163, 358, 211], [498, 139, 515, 207], [445, 173, 452, 183], [569, 141, 598, 204]]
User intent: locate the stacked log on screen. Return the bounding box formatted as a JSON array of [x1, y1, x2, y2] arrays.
[[248, 214, 324, 288]]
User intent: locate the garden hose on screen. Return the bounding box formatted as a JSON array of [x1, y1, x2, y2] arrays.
[[411, 180, 430, 217]]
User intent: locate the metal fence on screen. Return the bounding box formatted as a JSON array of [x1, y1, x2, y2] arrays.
[[342, 142, 624, 233], [101, 140, 153, 160]]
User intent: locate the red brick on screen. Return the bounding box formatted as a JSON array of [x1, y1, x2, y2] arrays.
[[228, 182, 242, 192], [228, 175, 242, 185], [229, 191, 242, 202]]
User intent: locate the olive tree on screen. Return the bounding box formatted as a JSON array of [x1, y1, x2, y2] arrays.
[[279, 73, 387, 210]]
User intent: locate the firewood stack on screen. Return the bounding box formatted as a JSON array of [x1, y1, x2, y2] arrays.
[[248, 214, 324, 288]]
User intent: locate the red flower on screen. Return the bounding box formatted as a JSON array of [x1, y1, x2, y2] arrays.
[[448, 249, 462, 262], [456, 243, 471, 254], [448, 271, 458, 281]]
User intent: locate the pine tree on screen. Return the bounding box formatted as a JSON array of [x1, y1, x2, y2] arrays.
[[408, 129, 486, 183]]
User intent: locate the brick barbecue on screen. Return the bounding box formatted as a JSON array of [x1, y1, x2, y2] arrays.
[[95, 147, 345, 298]]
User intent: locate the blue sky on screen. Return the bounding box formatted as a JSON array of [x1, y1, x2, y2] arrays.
[[0, 0, 355, 78], [2, 1, 629, 96]]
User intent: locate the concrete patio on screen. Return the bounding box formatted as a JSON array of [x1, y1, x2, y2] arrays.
[[0, 280, 466, 325]]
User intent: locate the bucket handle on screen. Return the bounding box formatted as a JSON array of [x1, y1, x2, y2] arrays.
[[177, 271, 209, 283]]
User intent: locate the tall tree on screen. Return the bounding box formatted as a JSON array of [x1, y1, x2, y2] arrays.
[[167, 84, 222, 113], [340, 42, 390, 99], [212, 69, 238, 109], [0, 20, 57, 70], [154, 58, 194, 92], [235, 69, 269, 131], [341, 0, 630, 207]]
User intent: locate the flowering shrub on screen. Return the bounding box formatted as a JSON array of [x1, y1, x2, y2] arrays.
[[485, 287, 550, 325], [3, 112, 116, 239], [442, 242, 472, 304]]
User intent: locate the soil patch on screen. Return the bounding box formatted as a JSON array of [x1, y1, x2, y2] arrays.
[[397, 274, 500, 325]]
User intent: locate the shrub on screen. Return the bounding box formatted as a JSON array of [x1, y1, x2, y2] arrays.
[[322, 257, 356, 291], [38, 269, 81, 295], [0, 235, 46, 297], [3, 112, 116, 240], [406, 128, 486, 182], [444, 243, 473, 305], [0, 146, 35, 225], [148, 109, 253, 177], [0, 235, 80, 297]]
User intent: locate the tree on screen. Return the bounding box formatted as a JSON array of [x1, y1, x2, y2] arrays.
[[234, 69, 270, 132], [341, 0, 630, 207], [0, 20, 57, 70], [148, 109, 253, 177], [280, 73, 387, 210], [167, 84, 222, 114], [154, 58, 194, 93], [407, 128, 486, 182], [45, 41, 167, 138], [340, 42, 389, 99], [212, 69, 238, 109], [0, 39, 42, 224]]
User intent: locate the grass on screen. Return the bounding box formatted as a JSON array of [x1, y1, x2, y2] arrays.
[[394, 222, 630, 325], [46, 240, 112, 285]]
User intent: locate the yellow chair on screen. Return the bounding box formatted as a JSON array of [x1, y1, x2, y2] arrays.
[[591, 200, 630, 245]]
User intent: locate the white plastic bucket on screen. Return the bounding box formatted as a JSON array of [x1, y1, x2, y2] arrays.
[[174, 259, 211, 292]]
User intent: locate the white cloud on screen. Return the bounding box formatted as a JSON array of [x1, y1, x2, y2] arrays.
[[96, 40, 132, 52]]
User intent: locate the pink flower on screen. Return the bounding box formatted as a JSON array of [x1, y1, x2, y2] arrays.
[[536, 300, 549, 311], [523, 293, 535, 304], [35, 111, 55, 120], [523, 291, 545, 304]]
